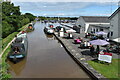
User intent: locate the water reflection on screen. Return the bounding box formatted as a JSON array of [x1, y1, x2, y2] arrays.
[[44, 33, 56, 41], [7, 58, 27, 76]]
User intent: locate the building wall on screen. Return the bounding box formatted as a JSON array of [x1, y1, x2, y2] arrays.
[[75, 17, 85, 27], [85, 23, 110, 33], [75, 17, 110, 33], [118, 10, 120, 39], [88, 25, 109, 33], [75, 17, 86, 33], [109, 12, 119, 39]]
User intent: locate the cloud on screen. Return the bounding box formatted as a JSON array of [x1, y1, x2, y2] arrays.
[[43, 6, 47, 7], [91, 13, 111, 16], [12, 0, 119, 2], [43, 13, 47, 16], [13, 2, 118, 17], [14, 2, 91, 12], [57, 13, 65, 16]]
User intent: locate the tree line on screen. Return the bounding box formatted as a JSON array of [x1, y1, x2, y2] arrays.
[[38, 16, 78, 21], [2, 2, 36, 38]]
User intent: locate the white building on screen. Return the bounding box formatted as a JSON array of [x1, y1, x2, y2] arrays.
[[75, 16, 110, 33], [88, 24, 110, 33], [109, 7, 120, 42]]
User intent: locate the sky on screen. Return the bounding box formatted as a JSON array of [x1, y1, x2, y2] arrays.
[[12, 0, 119, 17]]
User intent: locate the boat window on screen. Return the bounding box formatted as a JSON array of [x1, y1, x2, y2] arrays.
[[15, 37, 23, 43], [21, 44, 25, 50]]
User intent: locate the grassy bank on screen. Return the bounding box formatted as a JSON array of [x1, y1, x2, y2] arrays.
[[2, 24, 28, 50], [0, 46, 11, 79], [87, 59, 120, 79], [1, 23, 29, 79]]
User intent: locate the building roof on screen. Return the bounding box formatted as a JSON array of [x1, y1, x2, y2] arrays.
[[89, 24, 110, 29], [109, 7, 120, 19], [81, 16, 109, 23]]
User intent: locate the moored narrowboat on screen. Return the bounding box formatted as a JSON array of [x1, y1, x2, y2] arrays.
[[7, 32, 28, 64]]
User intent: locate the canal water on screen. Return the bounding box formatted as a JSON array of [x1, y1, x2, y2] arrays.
[[7, 22, 90, 78]]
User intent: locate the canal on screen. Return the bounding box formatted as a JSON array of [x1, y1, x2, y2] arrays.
[[7, 22, 90, 78]]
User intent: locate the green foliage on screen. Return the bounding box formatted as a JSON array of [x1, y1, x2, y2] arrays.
[[2, 32, 18, 49], [1, 23, 29, 79], [2, 24, 28, 50], [2, 21, 15, 38], [24, 13, 36, 22], [2, 2, 36, 38], [21, 18, 30, 26], [87, 59, 120, 79], [38, 16, 78, 21], [0, 46, 12, 79]]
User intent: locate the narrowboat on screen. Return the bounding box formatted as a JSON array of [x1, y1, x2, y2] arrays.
[[7, 32, 28, 63], [28, 23, 35, 30], [44, 27, 54, 34]]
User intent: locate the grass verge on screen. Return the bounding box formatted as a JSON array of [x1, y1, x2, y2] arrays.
[[0, 46, 11, 79], [87, 59, 120, 80]]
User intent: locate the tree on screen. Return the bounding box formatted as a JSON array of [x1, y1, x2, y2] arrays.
[[2, 21, 14, 38], [2, 2, 36, 38], [24, 13, 35, 22]]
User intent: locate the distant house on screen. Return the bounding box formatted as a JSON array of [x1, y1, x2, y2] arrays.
[[75, 16, 110, 33], [109, 7, 120, 42]]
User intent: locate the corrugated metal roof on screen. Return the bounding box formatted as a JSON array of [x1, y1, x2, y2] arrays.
[[81, 16, 109, 23]]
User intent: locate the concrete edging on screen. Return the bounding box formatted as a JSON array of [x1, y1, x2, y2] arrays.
[[53, 32, 107, 80]]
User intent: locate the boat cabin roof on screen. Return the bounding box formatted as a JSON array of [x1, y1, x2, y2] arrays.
[[11, 43, 24, 47], [14, 37, 23, 43]]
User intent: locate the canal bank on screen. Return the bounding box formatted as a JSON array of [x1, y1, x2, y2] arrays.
[[0, 23, 30, 79], [53, 32, 105, 79]]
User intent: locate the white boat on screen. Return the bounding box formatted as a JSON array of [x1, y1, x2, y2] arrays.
[[44, 27, 54, 34]]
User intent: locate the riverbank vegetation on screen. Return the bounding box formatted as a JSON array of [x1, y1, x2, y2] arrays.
[[1, 1, 36, 79], [87, 59, 120, 79], [0, 46, 11, 79], [2, 24, 28, 50], [1, 23, 29, 79], [2, 2, 36, 38]]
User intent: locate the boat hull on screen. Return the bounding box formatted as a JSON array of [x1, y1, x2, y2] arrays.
[[8, 54, 25, 63], [44, 27, 54, 34]]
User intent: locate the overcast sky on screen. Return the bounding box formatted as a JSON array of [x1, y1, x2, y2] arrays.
[[12, 0, 119, 17]]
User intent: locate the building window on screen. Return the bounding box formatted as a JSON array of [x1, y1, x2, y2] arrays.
[[96, 29, 98, 32], [100, 29, 103, 31], [94, 29, 95, 33]]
